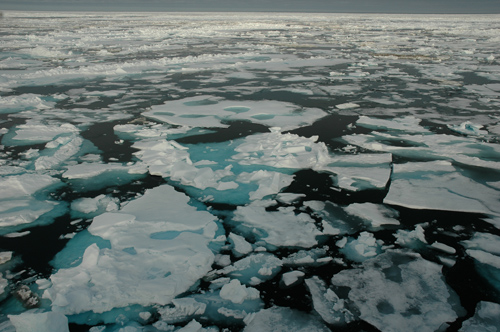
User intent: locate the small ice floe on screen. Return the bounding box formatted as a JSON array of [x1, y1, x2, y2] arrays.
[[460, 301, 500, 332], [344, 203, 400, 230], [340, 232, 384, 263], [281, 271, 305, 287], [43, 185, 221, 321], [8, 311, 69, 332], [305, 276, 354, 325], [243, 306, 331, 332], [335, 102, 360, 110], [232, 200, 323, 249], [448, 121, 488, 136], [331, 250, 465, 332], [384, 161, 500, 216]]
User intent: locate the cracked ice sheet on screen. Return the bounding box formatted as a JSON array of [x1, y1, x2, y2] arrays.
[[43, 184, 222, 316], [232, 200, 323, 249], [384, 161, 500, 216], [331, 250, 464, 332], [143, 95, 326, 131]]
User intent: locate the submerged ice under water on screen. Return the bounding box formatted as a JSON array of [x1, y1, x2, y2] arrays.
[[0, 11, 500, 332]]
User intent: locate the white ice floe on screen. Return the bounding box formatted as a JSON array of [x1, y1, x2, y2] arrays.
[[0, 173, 60, 200], [43, 185, 221, 317], [448, 121, 488, 136], [62, 162, 147, 179], [215, 253, 282, 285], [232, 200, 323, 249], [157, 298, 207, 324], [243, 306, 331, 332], [34, 135, 84, 171], [335, 102, 360, 110], [331, 250, 465, 332], [70, 194, 119, 218], [462, 232, 500, 256], [232, 129, 330, 170], [394, 225, 427, 249], [0, 94, 54, 114], [3, 122, 79, 146], [228, 233, 253, 257], [340, 232, 384, 263], [384, 161, 500, 216], [8, 311, 69, 332], [460, 301, 500, 332], [356, 115, 429, 133], [237, 170, 294, 201], [344, 203, 400, 229], [144, 95, 326, 131], [219, 279, 260, 304], [281, 271, 305, 287], [305, 276, 354, 325]]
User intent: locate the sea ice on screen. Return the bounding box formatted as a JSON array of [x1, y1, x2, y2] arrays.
[[8, 311, 69, 332], [331, 250, 464, 332], [343, 203, 400, 230], [228, 232, 253, 257], [304, 276, 353, 325], [213, 253, 282, 285], [281, 271, 305, 287], [243, 306, 331, 332], [70, 194, 119, 218], [2, 122, 79, 146], [43, 185, 221, 319], [219, 279, 260, 304], [460, 301, 500, 332], [340, 231, 383, 263], [232, 200, 323, 249], [144, 95, 326, 131], [384, 161, 500, 216], [232, 129, 330, 170]]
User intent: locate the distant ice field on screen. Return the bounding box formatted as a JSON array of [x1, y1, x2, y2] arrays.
[[1, 11, 500, 332]]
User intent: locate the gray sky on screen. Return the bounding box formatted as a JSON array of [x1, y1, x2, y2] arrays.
[[2, 0, 500, 13]]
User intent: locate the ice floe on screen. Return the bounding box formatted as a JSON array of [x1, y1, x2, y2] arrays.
[[43, 185, 221, 319], [460, 301, 500, 332], [144, 95, 326, 131], [331, 250, 465, 332]]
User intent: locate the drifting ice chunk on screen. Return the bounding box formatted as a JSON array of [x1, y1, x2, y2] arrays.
[[8, 311, 69, 332], [0, 199, 61, 234], [344, 203, 399, 230], [219, 279, 260, 304], [34, 135, 84, 171], [0, 94, 54, 114], [70, 194, 119, 218], [384, 161, 500, 216], [144, 95, 326, 131], [243, 306, 331, 332], [157, 298, 207, 324], [3, 122, 79, 146], [62, 162, 146, 179], [460, 301, 500, 332], [281, 271, 305, 287], [356, 115, 429, 133], [237, 170, 294, 200], [331, 250, 464, 332], [233, 200, 323, 248], [43, 185, 220, 318], [305, 276, 353, 325], [0, 174, 60, 200], [335, 103, 359, 110], [232, 130, 330, 170], [448, 121, 488, 136], [465, 250, 500, 293], [462, 232, 500, 256], [228, 232, 253, 257], [340, 232, 383, 262], [395, 225, 428, 250], [216, 253, 282, 285]]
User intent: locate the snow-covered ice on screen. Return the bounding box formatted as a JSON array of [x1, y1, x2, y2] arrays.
[[1, 10, 500, 332]]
